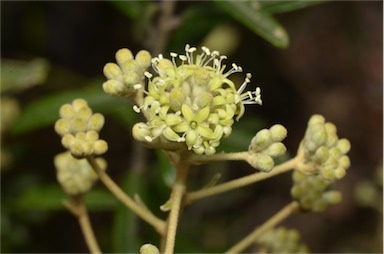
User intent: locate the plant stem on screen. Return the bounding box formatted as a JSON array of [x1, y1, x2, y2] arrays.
[[189, 151, 249, 164], [63, 196, 102, 254], [86, 156, 166, 235], [185, 156, 299, 204], [225, 201, 300, 253], [162, 158, 190, 254], [152, 0, 178, 55]]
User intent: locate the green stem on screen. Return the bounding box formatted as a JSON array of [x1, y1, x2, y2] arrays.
[[225, 201, 300, 253], [64, 196, 102, 254], [189, 151, 249, 164], [86, 156, 166, 235], [162, 157, 190, 254], [185, 156, 299, 204]]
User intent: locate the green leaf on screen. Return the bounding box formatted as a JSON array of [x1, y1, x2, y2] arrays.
[[260, 0, 327, 14], [0, 58, 49, 92], [15, 184, 118, 211], [10, 81, 131, 134], [214, 0, 289, 48]]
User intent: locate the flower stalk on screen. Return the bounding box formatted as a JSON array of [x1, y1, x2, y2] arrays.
[[86, 156, 166, 235], [225, 201, 300, 253], [63, 196, 102, 254], [185, 156, 299, 204]]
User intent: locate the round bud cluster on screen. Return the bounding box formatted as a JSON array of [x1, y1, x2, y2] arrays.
[[54, 98, 108, 158], [291, 170, 342, 212], [102, 48, 151, 97], [247, 124, 287, 172], [139, 244, 160, 254], [256, 227, 309, 253], [299, 114, 351, 181], [54, 151, 107, 195]]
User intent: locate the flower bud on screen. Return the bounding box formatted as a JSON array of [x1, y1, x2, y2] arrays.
[[269, 124, 287, 142], [72, 98, 88, 111], [55, 152, 106, 195], [140, 244, 160, 254], [247, 153, 274, 172], [249, 129, 272, 153], [102, 79, 125, 95], [337, 138, 351, 154], [103, 62, 122, 80], [59, 104, 75, 119], [87, 113, 105, 132], [54, 119, 71, 136], [135, 50, 152, 69], [323, 191, 342, 205], [264, 142, 286, 157], [116, 48, 133, 66]]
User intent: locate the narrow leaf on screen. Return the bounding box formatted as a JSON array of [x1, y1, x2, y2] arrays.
[[214, 0, 289, 48]]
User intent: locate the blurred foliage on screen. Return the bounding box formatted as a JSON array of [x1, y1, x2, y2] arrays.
[[1, 0, 382, 253]]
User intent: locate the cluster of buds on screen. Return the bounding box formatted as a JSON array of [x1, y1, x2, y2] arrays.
[[54, 151, 107, 195], [247, 124, 287, 172], [256, 227, 308, 253], [132, 44, 262, 155], [54, 98, 108, 158], [291, 170, 342, 212], [297, 114, 351, 181], [103, 48, 152, 97]]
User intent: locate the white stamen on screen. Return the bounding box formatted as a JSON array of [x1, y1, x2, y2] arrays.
[[144, 71, 153, 79], [133, 84, 142, 90]]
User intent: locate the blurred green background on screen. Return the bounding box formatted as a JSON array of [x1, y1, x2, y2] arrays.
[[1, 1, 382, 253]]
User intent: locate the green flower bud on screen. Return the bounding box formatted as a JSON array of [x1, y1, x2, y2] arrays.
[[337, 138, 351, 154], [61, 134, 75, 148], [247, 153, 274, 172], [320, 166, 335, 181], [135, 50, 152, 69], [116, 48, 133, 66], [71, 117, 87, 133], [72, 98, 88, 111], [103, 62, 122, 80], [339, 155, 351, 169], [269, 124, 287, 142], [54, 151, 106, 195], [313, 146, 329, 164], [77, 107, 93, 120], [329, 147, 342, 160], [140, 244, 160, 254], [323, 191, 342, 205], [305, 123, 327, 152], [94, 140, 108, 155], [87, 113, 105, 132], [249, 129, 272, 153], [102, 79, 125, 95], [308, 114, 325, 126], [334, 167, 346, 179], [59, 104, 75, 119], [264, 142, 286, 158], [54, 119, 71, 136], [123, 71, 140, 85]]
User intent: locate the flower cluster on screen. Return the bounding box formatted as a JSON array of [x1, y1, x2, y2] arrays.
[[54, 151, 107, 195], [291, 170, 342, 212], [54, 98, 108, 158], [103, 49, 152, 97], [256, 227, 308, 253], [132, 45, 262, 155], [298, 114, 351, 181], [247, 124, 287, 172]]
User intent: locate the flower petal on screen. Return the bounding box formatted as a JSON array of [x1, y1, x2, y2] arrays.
[[163, 127, 181, 141], [196, 125, 214, 139], [173, 122, 189, 133], [186, 129, 197, 149], [181, 104, 195, 122], [196, 106, 210, 123]]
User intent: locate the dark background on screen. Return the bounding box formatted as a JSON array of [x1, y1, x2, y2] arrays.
[[1, 1, 382, 253]]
